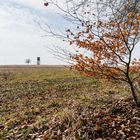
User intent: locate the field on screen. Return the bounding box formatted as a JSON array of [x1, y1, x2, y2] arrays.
[[0, 66, 140, 140]]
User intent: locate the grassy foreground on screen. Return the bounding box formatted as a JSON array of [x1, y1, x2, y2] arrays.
[[0, 67, 140, 140]]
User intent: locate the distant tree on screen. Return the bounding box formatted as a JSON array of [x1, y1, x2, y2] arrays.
[[25, 59, 31, 65], [44, 0, 140, 106]]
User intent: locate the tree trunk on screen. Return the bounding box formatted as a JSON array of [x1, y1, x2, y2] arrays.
[[128, 80, 140, 107]]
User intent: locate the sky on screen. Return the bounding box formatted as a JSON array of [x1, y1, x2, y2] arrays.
[[0, 0, 139, 65], [0, 0, 69, 65]]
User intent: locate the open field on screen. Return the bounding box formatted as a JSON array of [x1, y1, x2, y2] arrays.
[[0, 65, 69, 69], [0, 67, 140, 140]]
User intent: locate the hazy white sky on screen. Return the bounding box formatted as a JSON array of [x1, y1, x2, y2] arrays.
[[0, 0, 68, 65], [0, 0, 139, 65]]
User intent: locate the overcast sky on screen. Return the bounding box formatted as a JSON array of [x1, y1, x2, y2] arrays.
[[0, 0, 139, 65], [0, 0, 68, 65]]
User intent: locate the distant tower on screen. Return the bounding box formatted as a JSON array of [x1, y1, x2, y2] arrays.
[[37, 57, 40, 65]]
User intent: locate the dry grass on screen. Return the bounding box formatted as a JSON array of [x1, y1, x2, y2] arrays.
[[0, 67, 139, 139]]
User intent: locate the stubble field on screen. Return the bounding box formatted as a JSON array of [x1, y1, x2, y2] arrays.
[[0, 66, 140, 140]]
